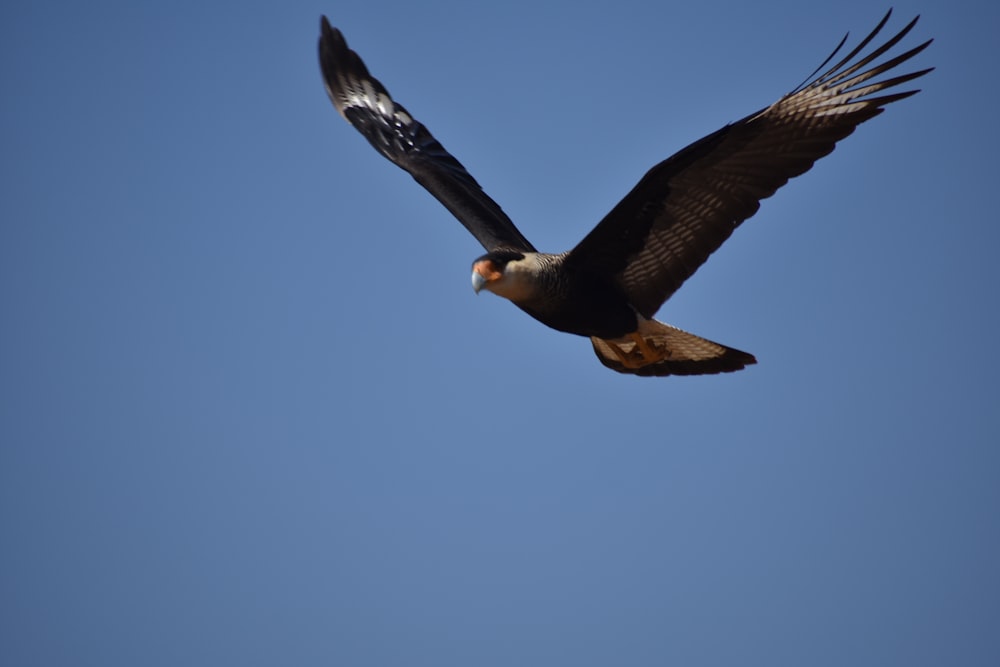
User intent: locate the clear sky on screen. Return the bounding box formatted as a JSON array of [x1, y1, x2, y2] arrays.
[[2, 1, 997, 665]]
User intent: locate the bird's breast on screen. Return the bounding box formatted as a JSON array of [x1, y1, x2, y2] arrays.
[[515, 273, 638, 339]]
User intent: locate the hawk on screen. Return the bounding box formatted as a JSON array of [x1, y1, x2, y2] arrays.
[[318, 11, 931, 376]]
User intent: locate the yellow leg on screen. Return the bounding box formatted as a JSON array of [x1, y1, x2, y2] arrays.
[[629, 333, 660, 361], [601, 339, 633, 367], [595, 333, 669, 370]]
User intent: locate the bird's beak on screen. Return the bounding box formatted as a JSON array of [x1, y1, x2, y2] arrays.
[[471, 270, 487, 294]]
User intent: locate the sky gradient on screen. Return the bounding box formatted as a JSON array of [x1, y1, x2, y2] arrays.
[[2, 1, 998, 665]]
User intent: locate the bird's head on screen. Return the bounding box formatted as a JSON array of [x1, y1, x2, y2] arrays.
[[470, 250, 539, 302]]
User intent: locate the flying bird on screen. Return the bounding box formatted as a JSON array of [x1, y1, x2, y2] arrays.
[[318, 11, 931, 376]]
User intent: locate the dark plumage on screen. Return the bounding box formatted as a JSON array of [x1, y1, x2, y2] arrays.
[[318, 11, 932, 376]]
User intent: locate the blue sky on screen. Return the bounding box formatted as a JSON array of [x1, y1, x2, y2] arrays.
[[2, 1, 997, 665]]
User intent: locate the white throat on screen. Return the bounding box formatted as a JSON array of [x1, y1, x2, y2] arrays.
[[486, 253, 546, 303]]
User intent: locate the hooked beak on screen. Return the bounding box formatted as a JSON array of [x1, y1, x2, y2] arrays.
[[471, 270, 487, 294], [472, 259, 504, 295]]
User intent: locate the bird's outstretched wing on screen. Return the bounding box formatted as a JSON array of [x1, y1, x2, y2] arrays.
[[566, 10, 932, 318], [318, 17, 536, 253]]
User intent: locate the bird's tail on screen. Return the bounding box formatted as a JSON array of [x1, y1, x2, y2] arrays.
[[590, 318, 756, 377]]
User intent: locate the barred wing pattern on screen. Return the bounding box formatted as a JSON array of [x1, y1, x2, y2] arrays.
[[567, 10, 932, 319]]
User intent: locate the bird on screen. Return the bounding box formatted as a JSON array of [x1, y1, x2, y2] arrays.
[[317, 10, 932, 377]]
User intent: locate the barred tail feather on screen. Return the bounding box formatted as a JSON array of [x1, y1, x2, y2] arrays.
[[590, 319, 756, 377]]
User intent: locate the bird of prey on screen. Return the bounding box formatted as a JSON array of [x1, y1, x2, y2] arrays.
[[317, 10, 931, 377]]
